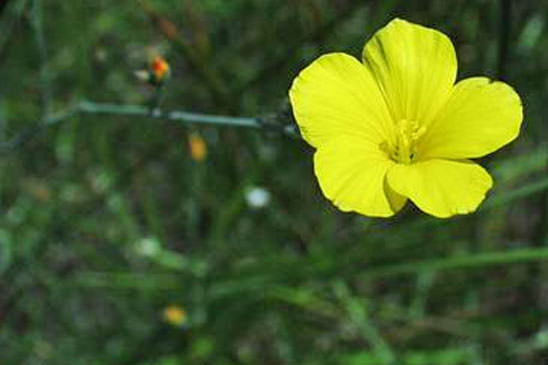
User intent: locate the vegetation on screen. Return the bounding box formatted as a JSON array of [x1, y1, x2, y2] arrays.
[[1, 0, 548, 364]]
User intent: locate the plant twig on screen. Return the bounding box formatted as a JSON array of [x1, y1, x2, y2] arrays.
[[78, 101, 259, 127], [0, 100, 298, 151], [0, 107, 76, 150]]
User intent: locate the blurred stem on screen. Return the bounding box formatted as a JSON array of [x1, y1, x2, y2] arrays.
[[147, 84, 165, 115], [267, 285, 337, 319], [74, 272, 181, 290], [142, 187, 168, 244], [0, 107, 75, 150], [485, 177, 548, 209], [408, 269, 436, 319], [360, 247, 548, 279], [497, 0, 511, 80], [333, 280, 397, 365], [185, 151, 205, 242], [31, 0, 51, 118], [76, 247, 548, 294]]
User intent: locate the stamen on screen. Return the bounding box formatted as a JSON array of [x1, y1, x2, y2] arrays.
[[380, 119, 425, 164]]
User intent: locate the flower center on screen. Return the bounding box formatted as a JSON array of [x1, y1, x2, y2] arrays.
[[380, 119, 426, 164]]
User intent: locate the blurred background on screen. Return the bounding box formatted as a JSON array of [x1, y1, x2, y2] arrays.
[[1, 0, 548, 364]]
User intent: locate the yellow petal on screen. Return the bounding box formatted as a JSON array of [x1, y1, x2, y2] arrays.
[[362, 18, 457, 126], [384, 179, 408, 213], [314, 136, 406, 217], [386, 159, 493, 218], [289, 53, 393, 148], [418, 77, 523, 159]]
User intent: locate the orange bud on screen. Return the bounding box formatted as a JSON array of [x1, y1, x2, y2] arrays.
[[151, 56, 170, 84]]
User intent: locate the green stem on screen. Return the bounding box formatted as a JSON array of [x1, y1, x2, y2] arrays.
[[484, 178, 548, 209], [74, 272, 181, 290], [75, 247, 548, 290], [0, 100, 275, 151], [77, 100, 260, 128], [333, 280, 397, 364], [360, 247, 548, 279]]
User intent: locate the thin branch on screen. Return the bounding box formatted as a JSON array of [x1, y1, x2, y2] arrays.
[[0, 100, 298, 151], [0, 107, 76, 150], [78, 101, 259, 128]]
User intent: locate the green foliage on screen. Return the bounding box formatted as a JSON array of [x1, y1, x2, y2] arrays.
[[1, 0, 548, 364]]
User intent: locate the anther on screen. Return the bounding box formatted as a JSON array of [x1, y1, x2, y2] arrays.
[[381, 119, 426, 164]]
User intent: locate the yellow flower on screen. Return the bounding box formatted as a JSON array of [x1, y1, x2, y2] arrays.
[[188, 132, 207, 162], [163, 305, 187, 327], [289, 18, 523, 218]]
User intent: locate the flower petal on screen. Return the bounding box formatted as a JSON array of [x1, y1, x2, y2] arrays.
[[289, 53, 393, 148], [362, 18, 457, 126], [386, 159, 493, 218], [314, 136, 406, 217], [418, 77, 523, 160]]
